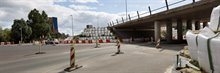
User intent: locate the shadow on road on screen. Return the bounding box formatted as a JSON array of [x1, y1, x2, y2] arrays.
[[111, 52, 124, 56], [124, 42, 186, 52]]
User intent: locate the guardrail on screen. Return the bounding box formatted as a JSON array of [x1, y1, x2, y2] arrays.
[[108, 0, 199, 26]]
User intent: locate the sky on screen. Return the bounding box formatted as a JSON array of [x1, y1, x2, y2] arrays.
[[0, 0, 200, 35]]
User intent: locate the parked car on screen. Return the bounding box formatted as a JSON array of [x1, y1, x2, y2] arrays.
[[54, 39, 59, 44], [45, 39, 59, 45]]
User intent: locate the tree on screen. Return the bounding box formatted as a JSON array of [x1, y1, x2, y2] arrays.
[[42, 11, 48, 22], [3, 28, 12, 42], [0, 28, 12, 42], [11, 19, 32, 43], [28, 9, 51, 40], [0, 27, 4, 42]]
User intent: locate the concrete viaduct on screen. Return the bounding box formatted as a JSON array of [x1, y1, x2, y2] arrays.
[[109, 0, 220, 43]]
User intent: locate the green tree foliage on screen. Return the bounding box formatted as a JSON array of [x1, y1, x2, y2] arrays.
[[28, 9, 51, 40], [8, 8, 69, 43], [11, 19, 32, 43], [50, 32, 69, 39], [0, 27, 12, 42], [3, 28, 12, 42], [0, 27, 3, 42]]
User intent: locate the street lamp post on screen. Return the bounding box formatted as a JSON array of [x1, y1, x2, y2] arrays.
[[125, 0, 128, 20], [70, 15, 74, 38], [95, 16, 99, 48]]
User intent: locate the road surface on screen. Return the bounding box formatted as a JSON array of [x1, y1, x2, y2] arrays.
[[0, 43, 185, 73]]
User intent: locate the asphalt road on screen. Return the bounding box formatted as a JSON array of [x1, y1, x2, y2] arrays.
[[0, 43, 184, 73], [0, 43, 112, 62]]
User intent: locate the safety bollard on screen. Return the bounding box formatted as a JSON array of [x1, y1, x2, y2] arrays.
[[155, 39, 161, 48], [35, 42, 46, 54], [176, 55, 179, 67], [70, 45, 75, 67], [65, 44, 82, 72]]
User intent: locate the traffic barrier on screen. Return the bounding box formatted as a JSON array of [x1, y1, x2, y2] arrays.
[[1, 42, 4, 45], [186, 30, 199, 61], [78, 40, 82, 43], [70, 40, 73, 44], [106, 39, 110, 43], [60, 39, 118, 44], [99, 40, 103, 43], [82, 40, 86, 43], [75, 40, 79, 43], [102, 40, 106, 43], [85, 40, 89, 43], [4, 42, 7, 45], [197, 27, 216, 73], [70, 45, 75, 67], [64, 45, 82, 71], [68, 40, 71, 44], [0, 42, 14, 45], [11, 42, 14, 45], [63, 41, 66, 44], [185, 5, 220, 73], [92, 40, 96, 43], [88, 40, 93, 43], [7, 42, 11, 45]]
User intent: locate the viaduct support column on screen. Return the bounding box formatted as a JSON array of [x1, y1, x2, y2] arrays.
[[177, 19, 183, 41], [203, 22, 208, 28], [195, 21, 200, 30], [187, 20, 192, 30], [154, 21, 161, 42], [166, 20, 172, 42], [132, 29, 135, 42]]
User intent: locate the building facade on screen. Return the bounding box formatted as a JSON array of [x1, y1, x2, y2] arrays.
[[49, 17, 58, 33]]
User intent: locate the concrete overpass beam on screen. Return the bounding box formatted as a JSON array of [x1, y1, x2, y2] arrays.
[[154, 21, 161, 42], [166, 20, 172, 42], [177, 19, 183, 41]]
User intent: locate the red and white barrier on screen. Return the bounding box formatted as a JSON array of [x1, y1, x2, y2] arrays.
[[6, 42, 11, 45], [98, 40, 103, 43], [0, 42, 14, 45], [1, 42, 4, 45], [106, 40, 110, 43], [61, 39, 115, 44], [81, 40, 86, 43]]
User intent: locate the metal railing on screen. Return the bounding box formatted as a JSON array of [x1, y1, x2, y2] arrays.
[[108, 0, 199, 27]]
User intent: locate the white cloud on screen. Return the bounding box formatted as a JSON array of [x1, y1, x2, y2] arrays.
[[75, 0, 98, 3], [54, 0, 67, 2], [54, 0, 99, 3], [69, 4, 96, 10], [0, 0, 119, 35]]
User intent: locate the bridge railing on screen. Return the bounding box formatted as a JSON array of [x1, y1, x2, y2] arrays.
[[108, 0, 199, 26]]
